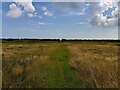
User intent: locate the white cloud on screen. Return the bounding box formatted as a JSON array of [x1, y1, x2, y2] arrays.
[[85, 3, 90, 7], [38, 22, 47, 25], [6, 3, 23, 18], [37, 22, 53, 26], [82, 8, 86, 13], [44, 11, 53, 16], [38, 16, 42, 18], [73, 12, 85, 15], [27, 13, 33, 17], [17, 2, 35, 13], [7, 0, 36, 18], [41, 6, 47, 11], [15, 0, 35, 13], [40, 6, 53, 17], [90, 14, 118, 27], [62, 11, 85, 16], [7, 1, 53, 18], [112, 8, 118, 18], [89, 1, 118, 27], [77, 22, 87, 25]]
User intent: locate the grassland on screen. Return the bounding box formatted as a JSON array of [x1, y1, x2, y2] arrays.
[[2, 40, 120, 88]]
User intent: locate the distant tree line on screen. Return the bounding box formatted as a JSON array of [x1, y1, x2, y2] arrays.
[[1, 38, 119, 42]]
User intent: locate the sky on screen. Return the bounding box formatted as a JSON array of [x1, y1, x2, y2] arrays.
[[1, 1, 119, 39]]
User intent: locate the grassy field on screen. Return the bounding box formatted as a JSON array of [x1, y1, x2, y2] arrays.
[[2, 40, 120, 88]]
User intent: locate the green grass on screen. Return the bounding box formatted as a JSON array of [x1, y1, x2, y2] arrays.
[[45, 43, 80, 88]]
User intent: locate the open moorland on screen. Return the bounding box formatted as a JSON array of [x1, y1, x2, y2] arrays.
[[2, 40, 120, 88]]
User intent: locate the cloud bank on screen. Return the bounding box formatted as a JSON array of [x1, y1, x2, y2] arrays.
[[55, 1, 119, 27], [89, 2, 118, 27]]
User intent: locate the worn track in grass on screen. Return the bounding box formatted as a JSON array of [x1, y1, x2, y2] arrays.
[[2, 41, 119, 88]]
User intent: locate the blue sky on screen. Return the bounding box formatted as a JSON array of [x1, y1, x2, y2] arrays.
[[2, 1, 119, 39]]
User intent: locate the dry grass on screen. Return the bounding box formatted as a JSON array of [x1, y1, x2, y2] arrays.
[[2, 40, 119, 88], [2, 41, 60, 88], [68, 42, 119, 88]]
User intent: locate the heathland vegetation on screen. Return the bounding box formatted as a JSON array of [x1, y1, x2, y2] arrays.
[[2, 40, 119, 88]]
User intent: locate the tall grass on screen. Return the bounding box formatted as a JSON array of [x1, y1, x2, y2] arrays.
[[68, 42, 118, 88], [2, 41, 119, 88]]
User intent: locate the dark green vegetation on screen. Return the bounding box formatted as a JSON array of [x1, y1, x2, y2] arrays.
[[2, 40, 120, 88]]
